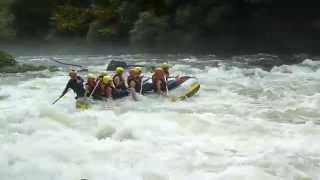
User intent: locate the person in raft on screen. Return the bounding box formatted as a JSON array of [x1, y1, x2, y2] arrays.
[[113, 67, 127, 91], [152, 68, 168, 96], [126, 68, 141, 100], [84, 73, 102, 100], [60, 70, 86, 99]]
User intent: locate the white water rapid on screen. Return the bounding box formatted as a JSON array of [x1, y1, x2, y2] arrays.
[[1, 54, 320, 180]]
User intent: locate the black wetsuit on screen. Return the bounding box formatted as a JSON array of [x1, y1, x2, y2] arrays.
[[62, 76, 85, 99]]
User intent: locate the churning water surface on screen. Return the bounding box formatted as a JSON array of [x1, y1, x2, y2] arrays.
[[1, 54, 320, 180]]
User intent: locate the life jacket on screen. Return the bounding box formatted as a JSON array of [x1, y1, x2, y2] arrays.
[[127, 75, 141, 93], [152, 76, 167, 92], [163, 70, 170, 80], [86, 80, 96, 92], [100, 83, 114, 98], [152, 69, 167, 93], [113, 74, 126, 90]]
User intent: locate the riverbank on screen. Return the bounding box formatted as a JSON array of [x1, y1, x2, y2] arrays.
[[0, 50, 57, 73]]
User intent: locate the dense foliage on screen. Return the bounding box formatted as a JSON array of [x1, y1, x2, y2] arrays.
[[0, 0, 15, 39], [0, 50, 57, 73], [0, 0, 320, 52], [0, 50, 16, 67]]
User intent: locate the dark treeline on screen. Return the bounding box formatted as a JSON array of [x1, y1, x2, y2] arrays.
[[0, 0, 320, 54]]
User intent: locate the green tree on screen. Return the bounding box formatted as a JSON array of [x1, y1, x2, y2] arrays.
[[10, 0, 54, 38], [0, 0, 15, 39], [116, 1, 140, 37], [130, 11, 168, 48]]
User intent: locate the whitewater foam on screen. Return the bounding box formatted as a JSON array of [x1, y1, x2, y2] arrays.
[[1, 55, 320, 180]]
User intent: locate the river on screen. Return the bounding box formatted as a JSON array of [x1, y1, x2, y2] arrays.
[[1, 54, 320, 180]]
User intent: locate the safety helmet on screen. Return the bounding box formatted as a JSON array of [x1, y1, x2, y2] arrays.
[[69, 69, 77, 76], [160, 63, 169, 70], [135, 67, 142, 74], [99, 71, 108, 77], [102, 76, 112, 84], [87, 73, 96, 80], [129, 68, 137, 75], [116, 67, 124, 74]]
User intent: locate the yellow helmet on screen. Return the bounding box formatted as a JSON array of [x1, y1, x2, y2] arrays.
[[129, 68, 137, 74], [160, 63, 169, 70], [135, 67, 142, 73], [99, 71, 108, 77], [102, 75, 112, 84], [87, 73, 96, 80], [116, 67, 124, 74]]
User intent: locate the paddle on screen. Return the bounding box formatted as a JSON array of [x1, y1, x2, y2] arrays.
[[52, 86, 71, 105], [52, 87, 71, 105], [164, 75, 169, 96], [169, 75, 197, 80], [89, 80, 101, 98], [140, 77, 144, 95], [51, 59, 88, 72], [140, 76, 151, 94], [52, 95, 64, 105]]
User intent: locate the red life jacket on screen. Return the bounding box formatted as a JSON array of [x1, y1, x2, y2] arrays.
[[100, 83, 114, 98], [113, 74, 126, 90], [152, 75, 167, 92], [86, 80, 97, 92], [152, 68, 167, 92]]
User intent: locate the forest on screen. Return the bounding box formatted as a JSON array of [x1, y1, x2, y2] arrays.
[[0, 0, 320, 53]]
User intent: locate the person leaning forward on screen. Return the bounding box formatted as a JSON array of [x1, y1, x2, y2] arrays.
[[60, 70, 86, 99]]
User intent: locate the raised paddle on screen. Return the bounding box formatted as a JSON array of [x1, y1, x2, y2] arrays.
[[89, 80, 101, 98]]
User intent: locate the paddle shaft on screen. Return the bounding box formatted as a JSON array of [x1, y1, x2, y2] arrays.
[[139, 76, 150, 94], [89, 80, 101, 98], [140, 77, 143, 95], [53, 88, 70, 105], [52, 95, 63, 105], [164, 75, 169, 96]]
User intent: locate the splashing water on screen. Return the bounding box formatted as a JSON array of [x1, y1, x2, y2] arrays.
[[1, 55, 320, 180]]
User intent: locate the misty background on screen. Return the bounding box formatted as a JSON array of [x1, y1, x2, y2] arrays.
[[0, 0, 320, 55]]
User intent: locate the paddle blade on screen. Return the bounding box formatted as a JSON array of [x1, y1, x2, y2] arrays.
[[76, 99, 91, 110]]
